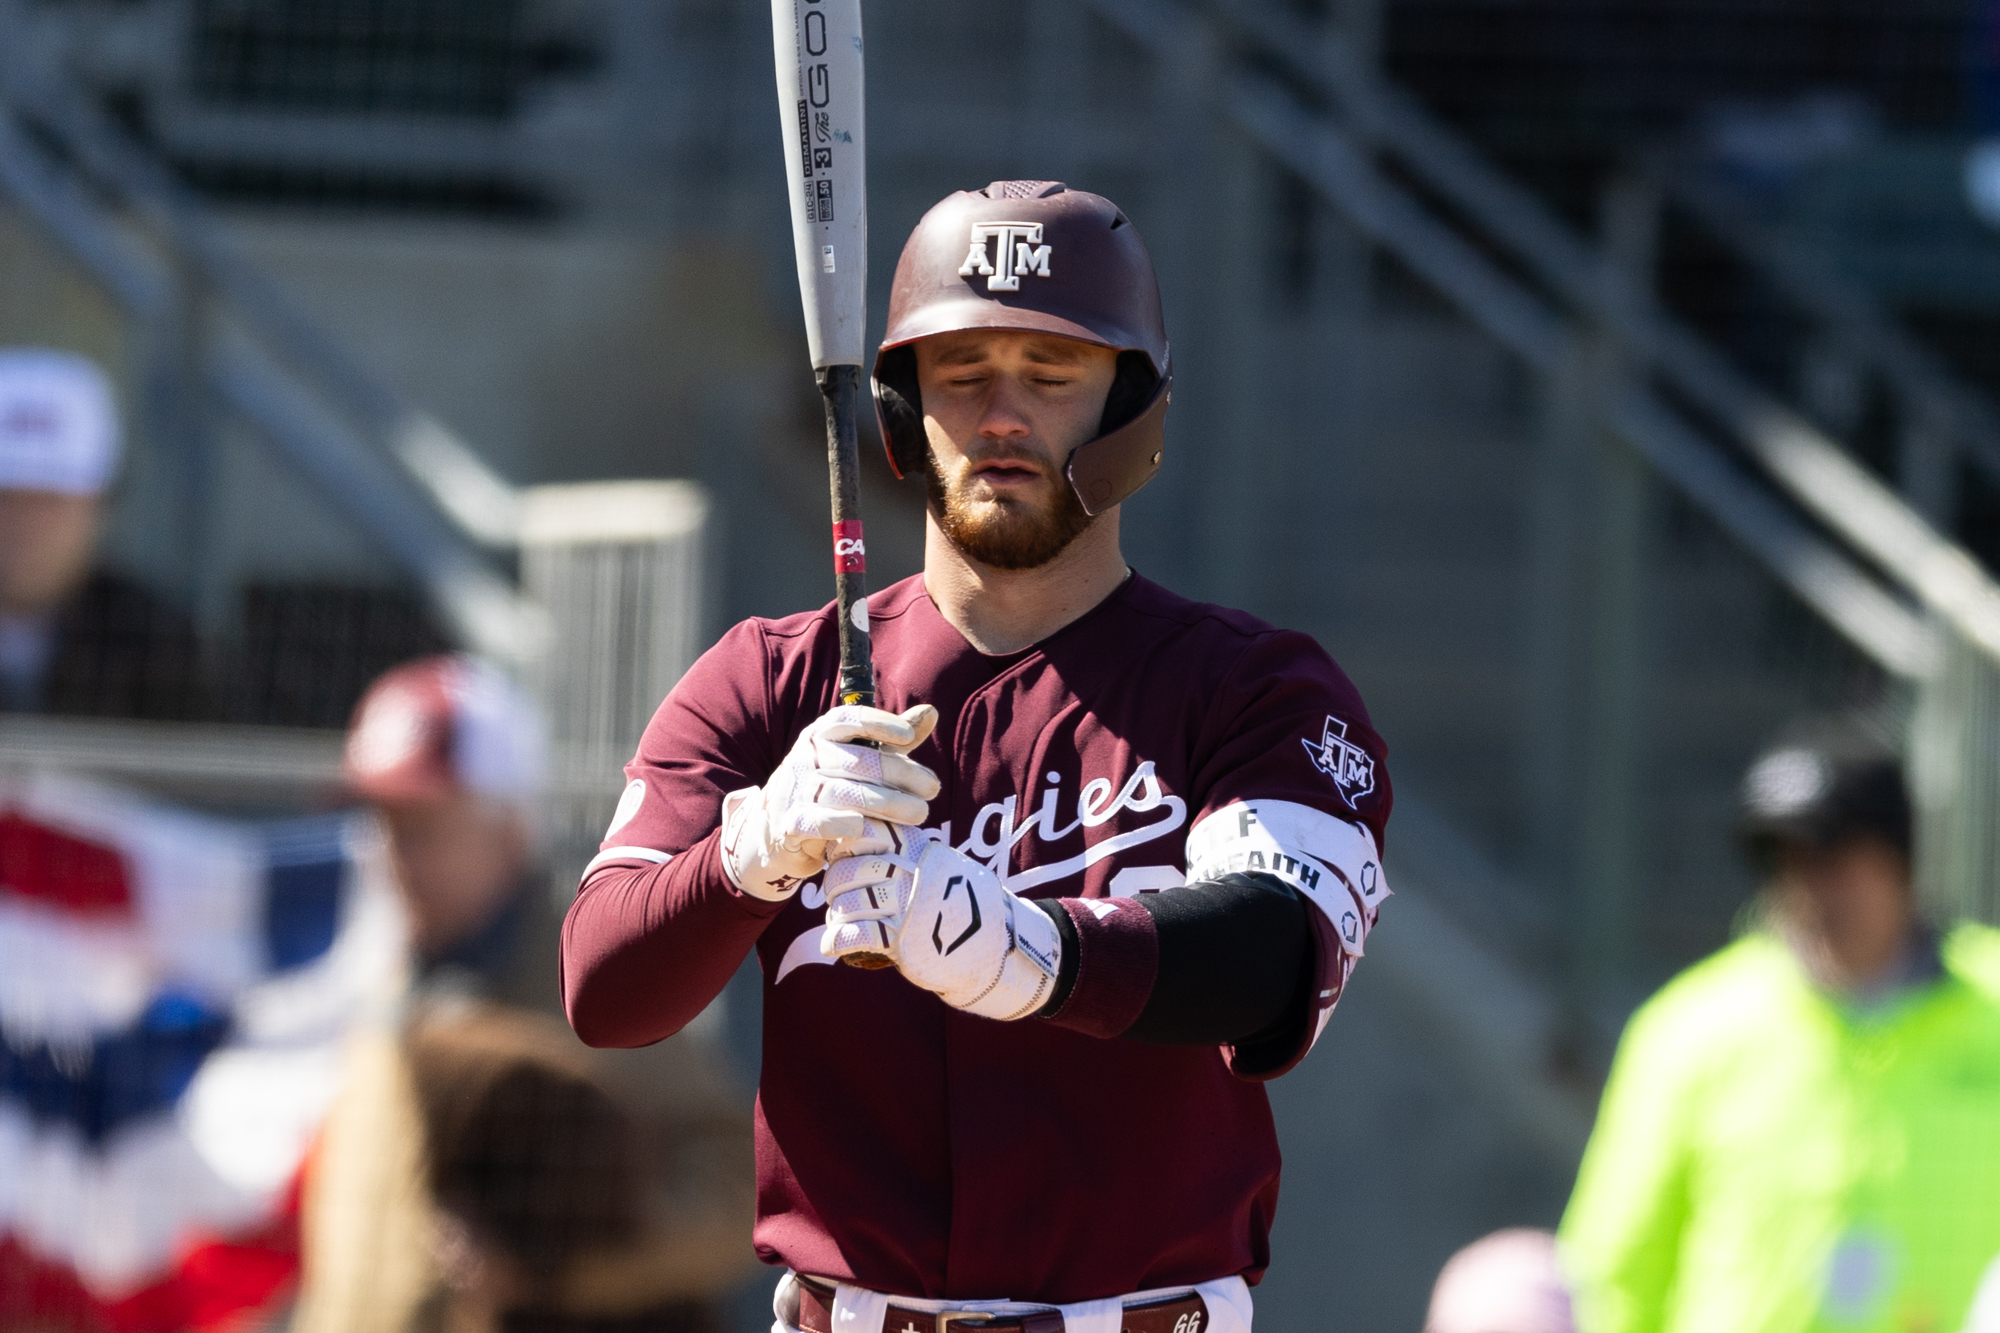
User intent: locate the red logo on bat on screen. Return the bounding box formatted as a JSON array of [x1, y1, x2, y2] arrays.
[[833, 520, 866, 573]]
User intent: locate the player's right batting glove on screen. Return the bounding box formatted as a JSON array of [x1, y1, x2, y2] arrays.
[[821, 838, 1062, 1021], [719, 704, 939, 901]]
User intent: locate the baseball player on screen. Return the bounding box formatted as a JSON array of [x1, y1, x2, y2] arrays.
[[562, 182, 1392, 1333]]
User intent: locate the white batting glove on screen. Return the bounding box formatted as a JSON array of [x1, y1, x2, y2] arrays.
[[822, 836, 1062, 1020], [719, 704, 938, 901]]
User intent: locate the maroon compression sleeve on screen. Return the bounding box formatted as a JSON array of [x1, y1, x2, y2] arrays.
[[1038, 897, 1159, 1038], [561, 828, 784, 1048]]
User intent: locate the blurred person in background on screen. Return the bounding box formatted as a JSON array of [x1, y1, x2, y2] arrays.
[[1560, 725, 2000, 1333], [294, 654, 753, 1333], [1425, 1230, 1575, 1333], [337, 654, 554, 1003], [0, 348, 214, 721]]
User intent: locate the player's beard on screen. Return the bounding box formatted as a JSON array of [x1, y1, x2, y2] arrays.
[[922, 445, 1095, 571]]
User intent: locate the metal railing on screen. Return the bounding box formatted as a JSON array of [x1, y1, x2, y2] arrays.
[[1198, 0, 2000, 677], [520, 480, 710, 880], [1639, 161, 2000, 929], [0, 714, 344, 803], [0, 39, 545, 663], [1653, 158, 2000, 522]]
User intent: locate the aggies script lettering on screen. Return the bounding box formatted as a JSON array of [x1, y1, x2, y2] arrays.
[[799, 760, 1185, 912], [775, 758, 1186, 985]]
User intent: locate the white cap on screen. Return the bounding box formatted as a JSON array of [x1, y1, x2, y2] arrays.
[[1425, 1230, 1576, 1333], [0, 349, 120, 496]]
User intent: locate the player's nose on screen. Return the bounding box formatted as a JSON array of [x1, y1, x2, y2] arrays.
[[973, 372, 1038, 442], [975, 403, 1032, 442]]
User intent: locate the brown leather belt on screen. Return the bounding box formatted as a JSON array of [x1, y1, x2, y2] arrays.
[[791, 1274, 1209, 1333]]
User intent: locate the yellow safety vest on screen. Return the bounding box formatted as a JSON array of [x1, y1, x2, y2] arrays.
[[1561, 923, 2000, 1333]]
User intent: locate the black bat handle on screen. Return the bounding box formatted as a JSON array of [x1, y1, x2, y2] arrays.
[[821, 364, 876, 710], [820, 365, 894, 970]]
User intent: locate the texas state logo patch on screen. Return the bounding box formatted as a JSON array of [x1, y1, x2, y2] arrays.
[[1302, 715, 1375, 810]]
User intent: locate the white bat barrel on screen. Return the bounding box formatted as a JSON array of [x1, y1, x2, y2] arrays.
[[772, 0, 868, 370]]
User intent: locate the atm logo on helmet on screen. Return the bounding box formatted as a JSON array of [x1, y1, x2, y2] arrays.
[[958, 222, 1053, 292]]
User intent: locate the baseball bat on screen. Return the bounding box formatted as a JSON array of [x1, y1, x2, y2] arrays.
[[773, 0, 892, 969]]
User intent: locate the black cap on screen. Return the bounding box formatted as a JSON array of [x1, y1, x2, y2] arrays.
[[1737, 732, 1911, 869]]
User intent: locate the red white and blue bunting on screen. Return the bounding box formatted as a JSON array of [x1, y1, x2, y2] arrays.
[[0, 773, 404, 1331]]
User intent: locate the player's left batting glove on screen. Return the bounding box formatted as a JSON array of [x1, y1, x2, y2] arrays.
[[718, 704, 938, 901], [820, 835, 1062, 1021]]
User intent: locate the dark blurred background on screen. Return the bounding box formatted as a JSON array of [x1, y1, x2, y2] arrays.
[[7, 0, 2000, 1327]]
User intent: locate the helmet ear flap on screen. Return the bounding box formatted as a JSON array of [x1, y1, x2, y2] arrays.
[[1067, 367, 1170, 515], [872, 346, 926, 480], [1098, 350, 1160, 437]]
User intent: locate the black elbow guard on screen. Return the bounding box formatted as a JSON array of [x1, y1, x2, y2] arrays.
[[1124, 872, 1313, 1047]]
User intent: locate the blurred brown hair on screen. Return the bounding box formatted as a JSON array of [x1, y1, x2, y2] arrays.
[[408, 1008, 647, 1296]]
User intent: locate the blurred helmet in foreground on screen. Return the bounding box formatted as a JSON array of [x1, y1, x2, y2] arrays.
[[344, 655, 547, 811], [1425, 1229, 1576, 1333], [1737, 727, 1909, 870], [1968, 1251, 2000, 1333], [872, 180, 1171, 516], [0, 349, 120, 495]]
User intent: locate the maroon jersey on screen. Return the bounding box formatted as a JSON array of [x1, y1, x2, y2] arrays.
[[562, 572, 1391, 1303]]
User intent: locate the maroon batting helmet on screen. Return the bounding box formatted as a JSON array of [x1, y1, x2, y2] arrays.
[[872, 181, 1171, 515]]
